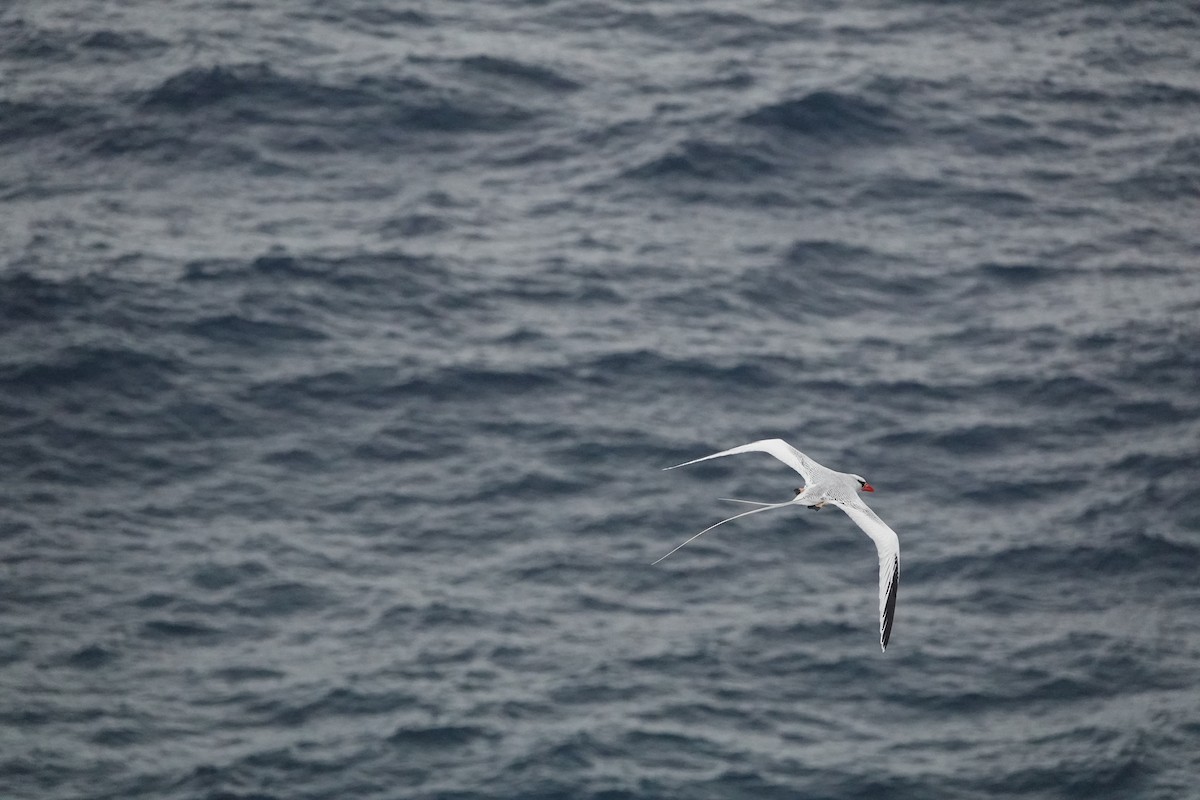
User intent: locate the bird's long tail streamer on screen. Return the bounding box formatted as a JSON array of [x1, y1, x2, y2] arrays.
[[652, 501, 793, 565]]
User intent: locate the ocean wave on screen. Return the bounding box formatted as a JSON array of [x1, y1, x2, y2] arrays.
[[264, 687, 418, 727], [927, 422, 1030, 455], [190, 561, 270, 591], [304, 5, 433, 29], [1119, 81, 1200, 107], [0, 272, 107, 327], [184, 249, 435, 292], [736, 239, 928, 316], [62, 644, 117, 670], [378, 601, 498, 630], [230, 581, 332, 618], [186, 314, 329, 345], [0, 345, 177, 397], [933, 532, 1199, 587], [740, 90, 901, 142], [623, 139, 775, 182], [78, 28, 168, 56], [966, 374, 1116, 408], [243, 363, 560, 411], [1111, 134, 1200, 201], [94, 60, 541, 161], [0, 18, 165, 63], [140, 63, 370, 112], [140, 618, 222, 640], [976, 261, 1064, 284], [578, 349, 779, 389], [1003, 756, 1148, 800], [0, 99, 89, 144], [456, 55, 582, 92], [387, 723, 497, 749], [0, 18, 77, 62], [209, 666, 287, 683], [89, 726, 144, 748]]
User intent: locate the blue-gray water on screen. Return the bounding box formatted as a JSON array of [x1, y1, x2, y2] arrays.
[[3, 2, 1199, 798]]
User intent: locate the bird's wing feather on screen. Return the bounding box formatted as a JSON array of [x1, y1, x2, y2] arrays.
[[831, 500, 900, 652], [664, 439, 817, 484]]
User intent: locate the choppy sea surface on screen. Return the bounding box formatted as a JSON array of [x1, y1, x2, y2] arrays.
[[3, 2, 1200, 798]]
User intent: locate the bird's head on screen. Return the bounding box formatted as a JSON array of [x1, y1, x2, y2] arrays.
[[853, 475, 875, 493]]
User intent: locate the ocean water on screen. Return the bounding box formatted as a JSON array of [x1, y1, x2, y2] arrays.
[[2, 1, 1199, 798]]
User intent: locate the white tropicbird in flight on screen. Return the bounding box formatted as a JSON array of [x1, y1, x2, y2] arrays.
[[657, 438, 900, 652]]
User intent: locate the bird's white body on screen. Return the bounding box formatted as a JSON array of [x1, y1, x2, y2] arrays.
[[658, 438, 901, 652]]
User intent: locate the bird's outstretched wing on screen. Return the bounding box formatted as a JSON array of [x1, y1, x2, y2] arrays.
[[664, 439, 817, 484], [831, 500, 900, 652]]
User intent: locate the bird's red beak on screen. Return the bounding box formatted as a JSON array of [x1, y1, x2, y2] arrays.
[[862, 483, 875, 492]]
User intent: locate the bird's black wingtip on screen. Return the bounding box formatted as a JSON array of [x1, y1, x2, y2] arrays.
[[879, 557, 899, 653]]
